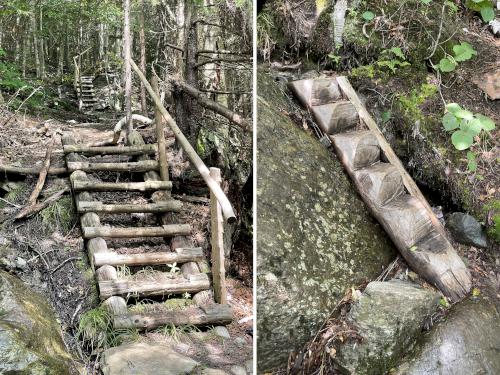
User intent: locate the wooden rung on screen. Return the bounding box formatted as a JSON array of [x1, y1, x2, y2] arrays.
[[77, 201, 182, 213], [82, 224, 191, 239], [113, 304, 232, 330], [64, 144, 158, 155], [72, 180, 172, 192], [67, 160, 159, 172], [93, 247, 204, 267], [98, 273, 210, 299]]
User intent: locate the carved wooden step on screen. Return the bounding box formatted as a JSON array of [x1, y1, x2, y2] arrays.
[[98, 273, 210, 299], [288, 78, 342, 107], [72, 180, 172, 192], [82, 224, 191, 239], [311, 101, 359, 134], [64, 144, 157, 155], [354, 163, 405, 207], [330, 130, 380, 170], [67, 160, 159, 172], [113, 303, 232, 330], [93, 247, 204, 267], [77, 201, 182, 214]]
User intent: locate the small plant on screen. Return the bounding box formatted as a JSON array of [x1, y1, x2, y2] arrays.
[[361, 11, 375, 21], [38, 196, 75, 232], [466, 151, 477, 172], [77, 307, 112, 351], [376, 47, 411, 73], [437, 42, 477, 72], [167, 262, 180, 274], [466, 0, 496, 22], [442, 103, 495, 150]]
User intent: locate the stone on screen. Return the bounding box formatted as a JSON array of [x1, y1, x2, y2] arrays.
[[234, 337, 247, 348], [101, 342, 199, 375], [244, 359, 253, 372], [213, 326, 230, 339], [203, 369, 229, 375], [333, 280, 440, 375], [257, 69, 397, 372], [395, 293, 500, 374], [230, 365, 246, 375], [473, 68, 500, 100], [15, 257, 27, 269], [0, 271, 79, 374], [446, 212, 488, 248]]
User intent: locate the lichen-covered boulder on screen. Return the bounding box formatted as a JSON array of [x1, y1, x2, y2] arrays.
[[333, 280, 440, 374], [395, 293, 500, 375], [0, 271, 79, 374], [256, 70, 396, 372]]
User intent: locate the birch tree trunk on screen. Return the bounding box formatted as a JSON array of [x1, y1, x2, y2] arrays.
[[139, 0, 147, 114], [123, 0, 133, 134]]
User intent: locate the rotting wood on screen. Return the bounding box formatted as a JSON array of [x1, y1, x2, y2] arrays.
[[152, 76, 169, 181], [98, 273, 210, 299], [210, 167, 227, 304], [77, 200, 182, 214], [67, 160, 159, 173], [113, 303, 232, 330], [130, 59, 236, 224], [63, 144, 157, 155], [82, 224, 192, 239], [72, 180, 172, 192], [93, 247, 204, 267]]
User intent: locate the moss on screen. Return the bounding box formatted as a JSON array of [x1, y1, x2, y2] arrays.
[[484, 199, 500, 243], [397, 83, 438, 121]]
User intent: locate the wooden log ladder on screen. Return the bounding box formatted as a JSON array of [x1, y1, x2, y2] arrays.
[[289, 76, 471, 302]]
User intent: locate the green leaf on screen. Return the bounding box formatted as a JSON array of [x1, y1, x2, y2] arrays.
[[476, 114, 496, 131], [455, 108, 474, 120], [421, 0, 432, 3], [453, 42, 477, 62], [451, 130, 474, 150], [467, 151, 476, 161], [438, 57, 457, 72], [468, 160, 478, 172], [442, 112, 459, 130], [480, 5, 495, 22], [390, 47, 405, 60], [362, 11, 375, 21], [382, 111, 392, 123], [471, 0, 485, 3], [446, 103, 462, 114]]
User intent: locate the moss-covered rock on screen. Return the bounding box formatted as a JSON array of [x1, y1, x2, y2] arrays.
[[256, 69, 396, 372], [0, 271, 80, 374]]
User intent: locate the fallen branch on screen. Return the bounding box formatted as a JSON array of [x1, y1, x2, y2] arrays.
[[90, 114, 153, 146], [12, 187, 69, 219], [0, 163, 67, 175], [15, 136, 56, 219], [51, 256, 82, 274]]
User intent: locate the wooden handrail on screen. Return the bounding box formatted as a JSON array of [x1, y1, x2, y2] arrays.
[[130, 59, 237, 224]]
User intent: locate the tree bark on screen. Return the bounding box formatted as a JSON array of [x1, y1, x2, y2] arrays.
[[139, 0, 147, 114], [123, 0, 133, 134]]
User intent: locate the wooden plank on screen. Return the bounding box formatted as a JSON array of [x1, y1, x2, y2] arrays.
[[93, 247, 204, 267], [82, 224, 192, 239], [72, 180, 172, 192], [77, 200, 182, 214], [67, 160, 159, 172], [113, 304, 232, 330], [210, 168, 227, 304], [63, 144, 157, 155], [152, 76, 169, 181], [98, 273, 210, 299]]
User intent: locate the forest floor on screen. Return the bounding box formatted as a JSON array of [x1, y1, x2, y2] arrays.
[[0, 107, 253, 373]]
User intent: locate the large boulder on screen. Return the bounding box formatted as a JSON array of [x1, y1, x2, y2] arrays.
[[395, 293, 500, 375], [446, 212, 488, 248], [0, 271, 79, 374], [256, 70, 397, 372], [333, 280, 440, 374]]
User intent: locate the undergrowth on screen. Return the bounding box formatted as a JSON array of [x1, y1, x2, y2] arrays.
[[37, 196, 75, 233]]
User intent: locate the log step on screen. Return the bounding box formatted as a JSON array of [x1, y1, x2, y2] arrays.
[[330, 130, 380, 170], [72, 180, 172, 192], [311, 101, 359, 135], [67, 160, 159, 172], [98, 273, 210, 299], [354, 162, 405, 207], [82, 224, 191, 239], [77, 201, 182, 213], [93, 247, 204, 267], [288, 78, 343, 107], [113, 303, 232, 330], [64, 144, 158, 155]]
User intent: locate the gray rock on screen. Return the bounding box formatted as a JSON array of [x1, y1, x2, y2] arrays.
[[257, 69, 397, 372], [15, 257, 27, 269], [230, 365, 247, 375], [333, 280, 440, 375], [446, 212, 488, 248], [244, 359, 253, 372], [396, 293, 500, 375], [234, 337, 247, 348], [0, 271, 79, 374], [213, 326, 230, 339], [203, 369, 229, 375]]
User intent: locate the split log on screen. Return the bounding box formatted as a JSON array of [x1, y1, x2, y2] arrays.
[[82, 224, 192, 239], [63, 144, 157, 155], [98, 273, 210, 299], [311, 101, 359, 134], [67, 160, 159, 173], [93, 247, 204, 267], [96, 265, 118, 281], [72, 180, 172, 192], [113, 304, 232, 330], [288, 78, 342, 107], [77, 200, 182, 214]]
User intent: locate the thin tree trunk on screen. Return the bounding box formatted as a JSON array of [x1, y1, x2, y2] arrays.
[[139, 0, 147, 114], [123, 0, 133, 134], [32, 14, 40, 78]]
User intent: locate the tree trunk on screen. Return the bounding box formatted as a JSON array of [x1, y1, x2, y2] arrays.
[[139, 0, 147, 114], [123, 0, 133, 134]]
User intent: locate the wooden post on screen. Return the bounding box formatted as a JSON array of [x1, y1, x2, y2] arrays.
[[210, 167, 227, 304], [152, 76, 169, 181]]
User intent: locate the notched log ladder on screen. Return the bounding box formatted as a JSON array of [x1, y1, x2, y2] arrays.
[[289, 76, 472, 302], [63, 74, 232, 330]]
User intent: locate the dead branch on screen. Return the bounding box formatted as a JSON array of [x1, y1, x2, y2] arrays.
[[12, 187, 69, 220], [194, 57, 252, 69], [89, 114, 153, 146], [2, 86, 42, 127], [0, 163, 67, 175]]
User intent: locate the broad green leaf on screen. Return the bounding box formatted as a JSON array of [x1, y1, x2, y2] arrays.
[[476, 114, 496, 131], [455, 108, 474, 120], [467, 151, 476, 161], [468, 160, 478, 172], [442, 112, 459, 130], [480, 5, 495, 22], [451, 130, 474, 150], [439, 57, 457, 72], [362, 11, 375, 21], [390, 47, 405, 60], [461, 118, 483, 136], [453, 42, 477, 62], [446, 103, 462, 114]]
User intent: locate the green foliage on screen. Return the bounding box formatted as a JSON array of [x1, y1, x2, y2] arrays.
[[154, 323, 200, 343], [351, 46, 411, 78], [398, 83, 438, 120], [436, 42, 477, 73], [466, 151, 477, 172], [466, 0, 496, 22], [484, 200, 500, 243], [362, 11, 375, 21], [38, 196, 75, 233], [421, 0, 432, 4], [0, 182, 26, 209], [442, 103, 496, 151]]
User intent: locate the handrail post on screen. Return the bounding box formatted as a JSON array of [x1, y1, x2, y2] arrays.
[[152, 76, 169, 181], [210, 167, 227, 304]]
